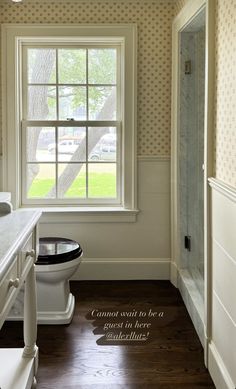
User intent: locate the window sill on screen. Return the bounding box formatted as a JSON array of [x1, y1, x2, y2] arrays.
[[20, 206, 139, 223]]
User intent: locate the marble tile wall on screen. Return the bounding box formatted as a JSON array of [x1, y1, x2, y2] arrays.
[[178, 269, 204, 346]]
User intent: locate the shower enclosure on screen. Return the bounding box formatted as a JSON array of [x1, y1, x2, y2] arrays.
[[179, 11, 206, 301], [172, 0, 215, 364], [171, 6, 207, 347]]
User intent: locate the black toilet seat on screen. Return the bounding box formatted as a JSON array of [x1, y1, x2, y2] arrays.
[[37, 237, 83, 265]]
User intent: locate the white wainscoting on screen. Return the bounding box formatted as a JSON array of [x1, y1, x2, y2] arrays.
[[39, 156, 171, 280], [208, 178, 236, 389]]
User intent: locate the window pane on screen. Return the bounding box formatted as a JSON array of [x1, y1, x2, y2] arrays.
[[58, 127, 86, 162], [58, 163, 86, 198], [28, 86, 56, 120], [27, 163, 56, 199], [28, 49, 56, 84], [88, 129, 117, 162], [58, 49, 86, 84], [88, 163, 116, 198], [27, 127, 55, 162], [59, 86, 86, 120], [88, 49, 116, 84], [88, 86, 116, 120]]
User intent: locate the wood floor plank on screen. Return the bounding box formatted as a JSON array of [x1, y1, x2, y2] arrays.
[[0, 281, 215, 388]]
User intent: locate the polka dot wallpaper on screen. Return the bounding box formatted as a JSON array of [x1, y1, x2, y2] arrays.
[[0, 0, 175, 156], [175, 0, 236, 188], [1, 0, 235, 187], [174, 0, 189, 16], [215, 0, 236, 187]]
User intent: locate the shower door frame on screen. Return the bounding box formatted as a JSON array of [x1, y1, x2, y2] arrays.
[[171, 0, 215, 366]]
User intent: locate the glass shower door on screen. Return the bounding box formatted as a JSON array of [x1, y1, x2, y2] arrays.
[[180, 25, 205, 300]]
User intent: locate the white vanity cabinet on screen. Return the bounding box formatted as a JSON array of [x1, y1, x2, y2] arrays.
[[0, 210, 41, 389]]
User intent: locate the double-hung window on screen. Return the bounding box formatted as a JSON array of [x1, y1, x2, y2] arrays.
[[22, 44, 121, 204], [2, 25, 137, 215]]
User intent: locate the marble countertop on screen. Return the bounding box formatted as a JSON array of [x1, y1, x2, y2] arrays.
[[0, 209, 41, 280], [0, 192, 11, 202]]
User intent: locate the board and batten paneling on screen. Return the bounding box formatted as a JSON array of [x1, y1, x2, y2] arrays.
[[209, 178, 236, 389], [39, 157, 171, 280]]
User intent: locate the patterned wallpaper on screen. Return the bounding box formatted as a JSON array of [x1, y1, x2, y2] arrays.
[[215, 0, 236, 187], [174, 0, 189, 16], [0, 0, 175, 156], [174, 0, 236, 187], [1, 0, 235, 186]]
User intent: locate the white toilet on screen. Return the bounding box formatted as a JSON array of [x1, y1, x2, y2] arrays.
[[35, 237, 83, 325]]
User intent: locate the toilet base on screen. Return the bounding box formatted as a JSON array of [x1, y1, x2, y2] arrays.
[[8, 291, 75, 325], [37, 292, 75, 325]]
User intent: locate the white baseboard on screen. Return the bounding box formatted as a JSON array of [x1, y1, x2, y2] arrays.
[[208, 343, 235, 389], [71, 258, 170, 280]]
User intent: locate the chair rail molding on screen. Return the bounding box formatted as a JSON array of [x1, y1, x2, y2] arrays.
[[209, 178, 236, 204]]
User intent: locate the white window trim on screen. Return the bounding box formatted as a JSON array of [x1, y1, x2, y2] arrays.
[[1, 24, 138, 222], [21, 42, 122, 206]]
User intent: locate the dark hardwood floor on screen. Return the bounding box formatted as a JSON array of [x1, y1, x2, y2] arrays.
[[0, 281, 215, 388]]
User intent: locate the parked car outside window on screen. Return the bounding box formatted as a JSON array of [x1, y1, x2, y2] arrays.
[[48, 139, 80, 154], [89, 145, 116, 161], [89, 134, 117, 161]]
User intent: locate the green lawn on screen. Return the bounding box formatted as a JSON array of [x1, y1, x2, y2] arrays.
[[28, 172, 116, 198]]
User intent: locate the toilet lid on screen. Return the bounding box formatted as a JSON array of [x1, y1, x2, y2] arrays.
[[37, 237, 83, 265]]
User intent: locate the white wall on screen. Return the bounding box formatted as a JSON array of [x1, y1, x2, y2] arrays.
[[208, 178, 236, 389], [39, 157, 171, 280]]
